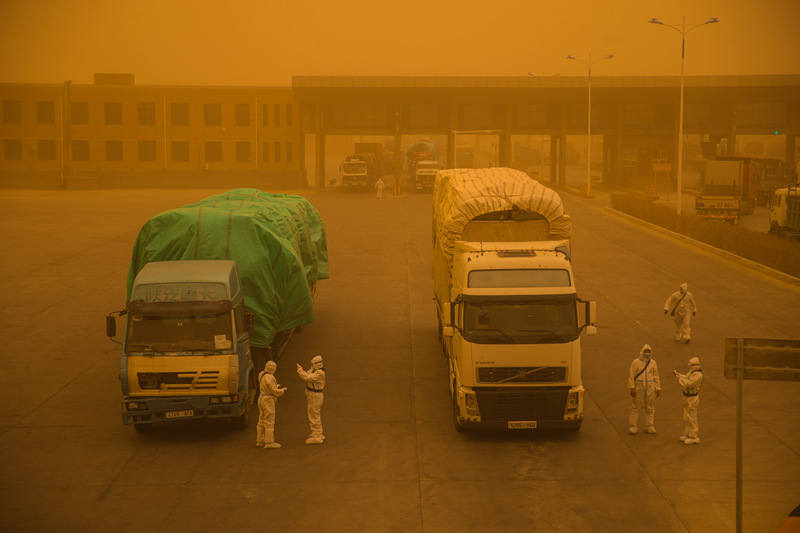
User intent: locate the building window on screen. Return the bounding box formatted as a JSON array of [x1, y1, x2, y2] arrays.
[[286, 141, 293, 163], [37, 101, 56, 124], [236, 104, 250, 126], [274, 141, 281, 163], [236, 142, 250, 162], [3, 101, 21, 124], [274, 104, 280, 127], [262, 141, 269, 162], [38, 140, 56, 160], [71, 140, 89, 161], [105, 140, 123, 161], [262, 104, 269, 127], [171, 103, 189, 126], [286, 105, 293, 127], [171, 141, 189, 162], [138, 103, 156, 126], [104, 102, 122, 125], [205, 141, 222, 162], [138, 140, 157, 162], [204, 103, 222, 126], [71, 102, 89, 124], [4, 139, 22, 160], [622, 149, 638, 168]]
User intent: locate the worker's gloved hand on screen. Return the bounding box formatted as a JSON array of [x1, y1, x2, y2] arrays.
[[663, 310, 668, 314], [629, 388, 636, 398]]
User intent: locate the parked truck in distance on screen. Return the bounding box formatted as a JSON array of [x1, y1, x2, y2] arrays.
[[769, 185, 800, 236], [406, 140, 439, 192], [107, 189, 328, 432], [695, 158, 757, 224], [340, 142, 384, 191], [433, 168, 596, 431]]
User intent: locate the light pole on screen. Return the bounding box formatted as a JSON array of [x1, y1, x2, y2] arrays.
[[649, 16, 719, 215], [566, 54, 614, 198]]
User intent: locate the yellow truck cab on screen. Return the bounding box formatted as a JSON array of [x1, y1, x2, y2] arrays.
[[111, 260, 256, 431]]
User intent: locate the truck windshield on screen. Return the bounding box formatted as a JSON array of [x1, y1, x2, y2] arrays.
[[462, 299, 578, 344], [126, 312, 234, 354], [343, 162, 366, 173]]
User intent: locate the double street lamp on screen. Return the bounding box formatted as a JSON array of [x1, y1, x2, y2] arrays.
[[566, 53, 614, 198], [649, 16, 719, 215]]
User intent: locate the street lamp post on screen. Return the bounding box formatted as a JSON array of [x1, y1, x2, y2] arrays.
[[566, 54, 614, 198], [649, 16, 719, 215]]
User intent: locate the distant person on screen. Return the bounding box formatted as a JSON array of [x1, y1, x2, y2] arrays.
[[297, 355, 325, 444], [628, 344, 661, 435], [674, 357, 704, 445], [257, 361, 287, 449], [664, 283, 697, 343], [375, 177, 385, 198]]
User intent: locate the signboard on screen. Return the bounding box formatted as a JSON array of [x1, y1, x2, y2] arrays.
[[142, 283, 225, 303], [724, 337, 800, 381], [652, 163, 672, 173]]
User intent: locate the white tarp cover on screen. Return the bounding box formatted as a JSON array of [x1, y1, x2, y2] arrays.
[[433, 167, 571, 262]]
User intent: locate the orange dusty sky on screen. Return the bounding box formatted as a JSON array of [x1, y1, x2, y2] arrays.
[[0, 0, 798, 86]]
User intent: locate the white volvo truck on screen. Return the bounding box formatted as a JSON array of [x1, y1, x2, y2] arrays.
[[433, 168, 596, 430]]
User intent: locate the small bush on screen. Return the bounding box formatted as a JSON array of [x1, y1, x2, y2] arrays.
[[609, 194, 800, 279]]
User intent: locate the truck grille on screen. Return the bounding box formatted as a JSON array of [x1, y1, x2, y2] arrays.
[[478, 366, 566, 383], [137, 371, 220, 391], [475, 387, 569, 421]]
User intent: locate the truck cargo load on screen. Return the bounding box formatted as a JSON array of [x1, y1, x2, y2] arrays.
[[127, 188, 329, 351]]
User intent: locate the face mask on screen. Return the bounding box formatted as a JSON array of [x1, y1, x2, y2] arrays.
[[643, 352, 651, 359]]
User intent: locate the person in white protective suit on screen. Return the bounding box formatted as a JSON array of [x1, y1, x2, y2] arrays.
[[628, 344, 661, 435], [675, 357, 704, 445], [375, 176, 385, 199], [664, 283, 697, 343], [297, 355, 326, 444], [256, 361, 287, 449]]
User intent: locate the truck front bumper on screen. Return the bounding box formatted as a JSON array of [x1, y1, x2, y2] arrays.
[[121, 394, 246, 426]]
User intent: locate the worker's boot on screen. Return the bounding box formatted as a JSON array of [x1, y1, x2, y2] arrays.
[[263, 430, 281, 449]]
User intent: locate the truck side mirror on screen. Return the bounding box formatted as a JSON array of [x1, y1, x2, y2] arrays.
[[106, 315, 117, 338]]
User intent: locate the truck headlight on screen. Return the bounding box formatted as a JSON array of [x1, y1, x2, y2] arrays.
[[126, 402, 148, 411], [566, 392, 580, 412], [464, 392, 480, 416]]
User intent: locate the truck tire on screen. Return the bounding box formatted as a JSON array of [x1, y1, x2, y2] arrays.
[[231, 411, 248, 430]]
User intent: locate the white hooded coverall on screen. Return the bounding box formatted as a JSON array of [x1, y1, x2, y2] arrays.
[[664, 283, 697, 342], [677, 364, 703, 440], [297, 359, 325, 442], [628, 345, 661, 432], [257, 363, 285, 447]]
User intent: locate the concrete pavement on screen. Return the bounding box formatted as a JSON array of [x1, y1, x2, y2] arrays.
[[0, 186, 798, 532]]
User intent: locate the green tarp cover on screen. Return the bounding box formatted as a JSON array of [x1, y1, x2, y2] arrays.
[[127, 189, 329, 348]]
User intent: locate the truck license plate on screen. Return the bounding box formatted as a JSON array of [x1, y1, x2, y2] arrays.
[[508, 421, 537, 429], [166, 410, 194, 419]]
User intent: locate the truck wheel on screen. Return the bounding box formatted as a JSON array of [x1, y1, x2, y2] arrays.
[[133, 423, 153, 433], [231, 411, 248, 431]]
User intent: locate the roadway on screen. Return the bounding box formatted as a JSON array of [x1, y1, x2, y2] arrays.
[[0, 186, 798, 532]]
